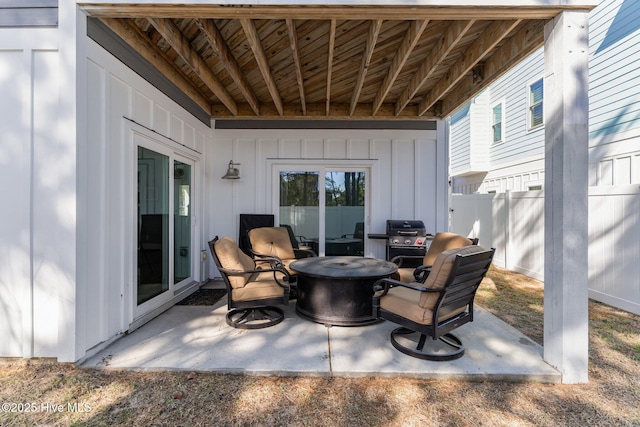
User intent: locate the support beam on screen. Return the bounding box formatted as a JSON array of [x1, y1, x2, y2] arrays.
[[350, 19, 382, 116], [326, 19, 336, 116], [147, 18, 237, 115], [286, 18, 307, 116], [543, 10, 590, 384], [241, 18, 284, 116], [194, 18, 260, 115], [396, 19, 475, 116], [372, 19, 429, 116], [439, 19, 544, 118], [418, 19, 521, 116], [100, 18, 212, 115]]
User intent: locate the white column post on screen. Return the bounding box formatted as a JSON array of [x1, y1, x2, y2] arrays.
[[543, 10, 590, 384]]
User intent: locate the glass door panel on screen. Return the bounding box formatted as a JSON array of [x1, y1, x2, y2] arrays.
[[137, 146, 170, 305], [174, 160, 191, 284], [325, 171, 365, 256], [279, 172, 320, 254]]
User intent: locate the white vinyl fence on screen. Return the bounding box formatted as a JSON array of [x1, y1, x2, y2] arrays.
[[450, 186, 640, 315]]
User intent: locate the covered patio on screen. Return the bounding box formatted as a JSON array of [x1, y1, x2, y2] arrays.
[[0, 0, 594, 384], [74, 0, 595, 383], [82, 282, 560, 382]]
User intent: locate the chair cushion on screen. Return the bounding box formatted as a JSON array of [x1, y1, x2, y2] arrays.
[[231, 273, 286, 301], [214, 237, 256, 289], [423, 232, 474, 266], [249, 227, 296, 260], [419, 245, 487, 309], [393, 267, 416, 283], [380, 286, 436, 325]]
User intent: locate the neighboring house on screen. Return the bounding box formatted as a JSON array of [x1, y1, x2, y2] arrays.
[[450, 0, 640, 193], [448, 0, 640, 315], [0, 0, 597, 383]]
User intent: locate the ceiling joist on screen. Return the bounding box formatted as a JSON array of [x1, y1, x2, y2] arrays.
[[372, 19, 429, 116], [147, 17, 237, 115], [81, 3, 587, 121], [240, 18, 284, 116]]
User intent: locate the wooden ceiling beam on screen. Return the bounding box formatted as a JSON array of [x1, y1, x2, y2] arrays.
[[286, 18, 307, 115], [350, 19, 382, 116], [99, 18, 212, 115], [372, 19, 429, 116], [82, 5, 575, 21], [211, 102, 435, 119], [240, 18, 284, 116], [194, 18, 260, 116], [147, 18, 238, 115], [326, 19, 336, 116], [418, 19, 522, 116], [395, 20, 475, 116], [440, 19, 545, 118]]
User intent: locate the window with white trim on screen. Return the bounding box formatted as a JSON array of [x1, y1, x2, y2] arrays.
[[528, 78, 544, 129], [491, 101, 504, 144]]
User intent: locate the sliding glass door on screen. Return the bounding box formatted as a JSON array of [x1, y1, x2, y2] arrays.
[[277, 165, 367, 256], [136, 138, 195, 314]]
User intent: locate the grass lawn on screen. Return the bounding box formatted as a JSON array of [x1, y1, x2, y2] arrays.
[[1, 266, 639, 426]]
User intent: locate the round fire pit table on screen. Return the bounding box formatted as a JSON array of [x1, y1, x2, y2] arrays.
[[290, 256, 398, 326]]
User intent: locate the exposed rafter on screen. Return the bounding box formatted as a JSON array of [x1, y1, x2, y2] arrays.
[[194, 18, 260, 116], [326, 19, 336, 116], [350, 19, 382, 116], [440, 19, 545, 117], [372, 19, 429, 116], [240, 18, 284, 116], [419, 19, 522, 116], [81, 2, 589, 121], [147, 18, 237, 115], [395, 20, 475, 116], [99, 18, 212, 115], [286, 18, 306, 116]]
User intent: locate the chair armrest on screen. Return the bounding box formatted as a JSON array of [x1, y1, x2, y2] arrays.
[[218, 266, 291, 287], [389, 254, 425, 268], [373, 277, 444, 296], [294, 248, 317, 258], [413, 265, 432, 283]]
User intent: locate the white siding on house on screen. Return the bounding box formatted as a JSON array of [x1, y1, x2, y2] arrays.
[[487, 48, 545, 166], [209, 129, 447, 266], [76, 23, 211, 360], [589, 0, 640, 139], [0, 28, 68, 359], [449, 104, 472, 175]]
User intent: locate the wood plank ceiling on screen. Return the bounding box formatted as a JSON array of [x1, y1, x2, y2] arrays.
[[79, 4, 574, 121]]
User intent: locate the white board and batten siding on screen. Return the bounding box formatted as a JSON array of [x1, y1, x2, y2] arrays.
[[209, 128, 448, 265], [78, 23, 211, 360], [0, 21, 69, 359]]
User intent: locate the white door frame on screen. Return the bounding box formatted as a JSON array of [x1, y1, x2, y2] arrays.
[[268, 159, 373, 256]]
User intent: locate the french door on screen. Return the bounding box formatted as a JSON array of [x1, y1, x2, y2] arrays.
[[135, 133, 196, 316], [275, 164, 368, 256]]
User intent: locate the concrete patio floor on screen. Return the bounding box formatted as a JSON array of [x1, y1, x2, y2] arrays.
[[82, 285, 560, 383]]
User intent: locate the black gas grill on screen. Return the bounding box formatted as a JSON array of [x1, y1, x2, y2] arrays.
[[385, 220, 430, 267]]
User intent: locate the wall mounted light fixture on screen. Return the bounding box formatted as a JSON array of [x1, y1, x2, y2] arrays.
[[221, 160, 241, 179]]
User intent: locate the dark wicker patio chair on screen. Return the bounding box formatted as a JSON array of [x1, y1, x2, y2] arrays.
[[373, 245, 495, 361]]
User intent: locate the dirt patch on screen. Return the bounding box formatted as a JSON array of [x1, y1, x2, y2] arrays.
[[1, 265, 639, 426]]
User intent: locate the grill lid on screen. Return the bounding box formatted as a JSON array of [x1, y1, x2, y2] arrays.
[[386, 220, 426, 236]]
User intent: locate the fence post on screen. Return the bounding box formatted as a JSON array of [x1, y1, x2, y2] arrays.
[[504, 190, 510, 271]]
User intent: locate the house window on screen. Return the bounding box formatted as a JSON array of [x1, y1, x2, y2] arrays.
[[492, 102, 504, 143], [528, 78, 544, 129]]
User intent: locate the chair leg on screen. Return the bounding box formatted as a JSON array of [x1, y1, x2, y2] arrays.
[[226, 307, 285, 329], [390, 327, 465, 361]]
